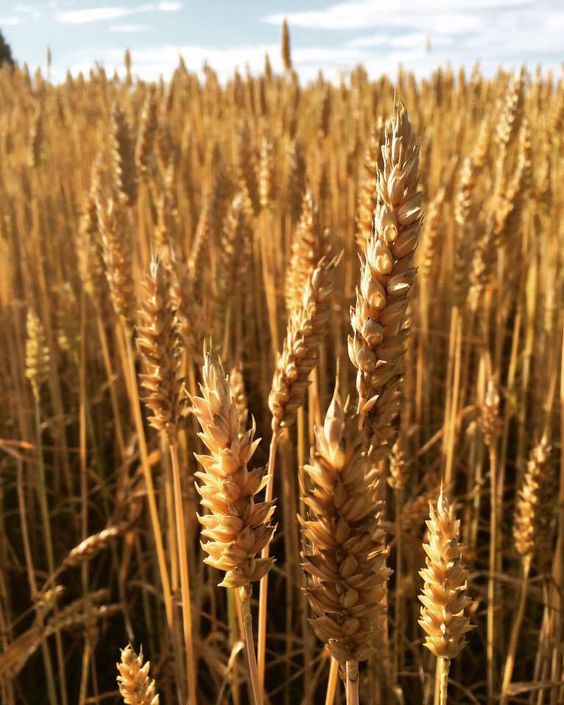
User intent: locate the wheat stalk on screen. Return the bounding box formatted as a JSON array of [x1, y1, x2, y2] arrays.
[[192, 346, 275, 705], [136, 257, 197, 705], [501, 435, 553, 705]]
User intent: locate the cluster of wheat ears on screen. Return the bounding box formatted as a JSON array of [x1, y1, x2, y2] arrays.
[[0, 19, 562, 705]]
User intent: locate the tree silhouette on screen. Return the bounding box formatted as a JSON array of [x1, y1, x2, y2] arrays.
[[0, 30, 15, 67]]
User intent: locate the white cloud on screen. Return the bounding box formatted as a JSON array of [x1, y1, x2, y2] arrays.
[[0, 16, 22, 26], [37, 0, 564, 84], [261, 1, 564, 78], [109, 23, 151, 33], [56, 2, 182, 24], [157, 2, 182, 10], [14, 3, 41, 18], [56, 7, 131, 23]]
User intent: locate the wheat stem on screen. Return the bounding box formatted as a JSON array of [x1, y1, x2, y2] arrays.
[[325, 658, 340, 705], [169, 442, 198, 705], [239, 586, 263, 705], [345, 661, 359, 705], [117, 322, 174, 630], [435, 657, 450, 705], [500, 555, 531, 705], [257, 431, 279, 692]]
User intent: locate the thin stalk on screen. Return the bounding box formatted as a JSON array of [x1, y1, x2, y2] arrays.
[[239, 586, 263, 705], [169, 441, 198, 705], [115, 320, 174, 630], [445, 310, 462, 489], [94, 308, 126, 460], [79, 290, 89, 598], [487, 442, 498, 704], [325, 658, 340, 705], [442, 308, 459, 474], [33, 394, 67, 705], [394, 489, 404, 682], [78, 639, 92, 705], [16, 460, 58, 705], [298, 407, 312, 705], [228, 589, 241, 705], [257, 432, 279, 692], [345, 660, 359, 705], [435, 657, 450, 705], [500, 555, 531, 705]]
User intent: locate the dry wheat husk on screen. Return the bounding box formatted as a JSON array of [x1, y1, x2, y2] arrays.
[[300, 391, 390, 665], [348, 104, 422, 456], [230, 363, 249, 434], [117, 644, 160, 705], [97, 197, 134, 323], [110, 102, 138, 207], [270, 253, 340, 434], [513, 436, 553, 560], [418, 489, 474, 659], [192, 347, 275, 589], [25, 309, 50, 397], [136, 258, 187, 441], [285, 190, 326, 319]]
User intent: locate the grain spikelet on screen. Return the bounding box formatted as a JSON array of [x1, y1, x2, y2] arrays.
[[480, 379, 502, 448], [97, 198, 134, 323], [258, 134, 275, 211], [135, 88, 158, 179], [192, 347, 275, 589], [285, 138, 306, 223], [136, 258, 187, 440], [300, 390, 390, 664], [281, 19, 292, 73], [55, 283, 80, 358], [387, 437, 408, 491], [420, 187, 445, 280], [418, 489, 473, 658], [355, 126, 381, 251], [25, 309, 50, 397], [230, 363, 249, 434], [110, 103, 138, 207], [236, 125, 259, 215], [117, 645, 160, 705], [285, 190, 324, 318], [61, 524, 126, 571], [270, 254, 340, 433], [513, 436, 553, 560], [348, 105, 422, 452]]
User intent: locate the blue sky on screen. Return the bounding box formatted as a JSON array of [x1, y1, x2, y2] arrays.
[[1, 1, 563, 82]]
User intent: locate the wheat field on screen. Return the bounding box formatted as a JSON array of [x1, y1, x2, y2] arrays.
[[0, 22, 562, 705]]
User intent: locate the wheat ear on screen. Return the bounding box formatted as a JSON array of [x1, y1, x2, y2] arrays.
[[136, 257, 197, 705], [117, 645, 159, 705], [300, 388, 390, 704], [110, 102, 138, 207], [270, 253, 340, 435], [501, 436, 553, 705], [419, 488, 474, 705], [348, 104, 422, 455], [192, 346, 275, 705], [97, 197, 134, 325], [285, 190, 326, 319]]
